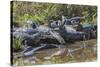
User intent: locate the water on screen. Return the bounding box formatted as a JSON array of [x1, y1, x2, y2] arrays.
[[12, 39, 97, 66]]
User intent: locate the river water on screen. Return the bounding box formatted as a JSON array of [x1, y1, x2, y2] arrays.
[[12, 39, 97, 66]]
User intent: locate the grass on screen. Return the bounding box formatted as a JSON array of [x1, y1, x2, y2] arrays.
[[13, 37, 23, 52]]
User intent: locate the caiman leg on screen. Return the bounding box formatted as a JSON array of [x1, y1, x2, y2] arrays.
[[23, 44, 47, 56], [49, 31, 65, 44]]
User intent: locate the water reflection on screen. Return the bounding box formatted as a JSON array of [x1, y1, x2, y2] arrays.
[[13, 39, 97, 66]]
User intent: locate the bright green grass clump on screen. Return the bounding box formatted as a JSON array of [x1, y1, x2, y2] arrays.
[[13, 37, 23, 51]]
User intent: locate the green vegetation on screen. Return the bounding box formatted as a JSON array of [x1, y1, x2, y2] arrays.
[[11, 1, 97, 26], [13, 37, 23, 51]]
